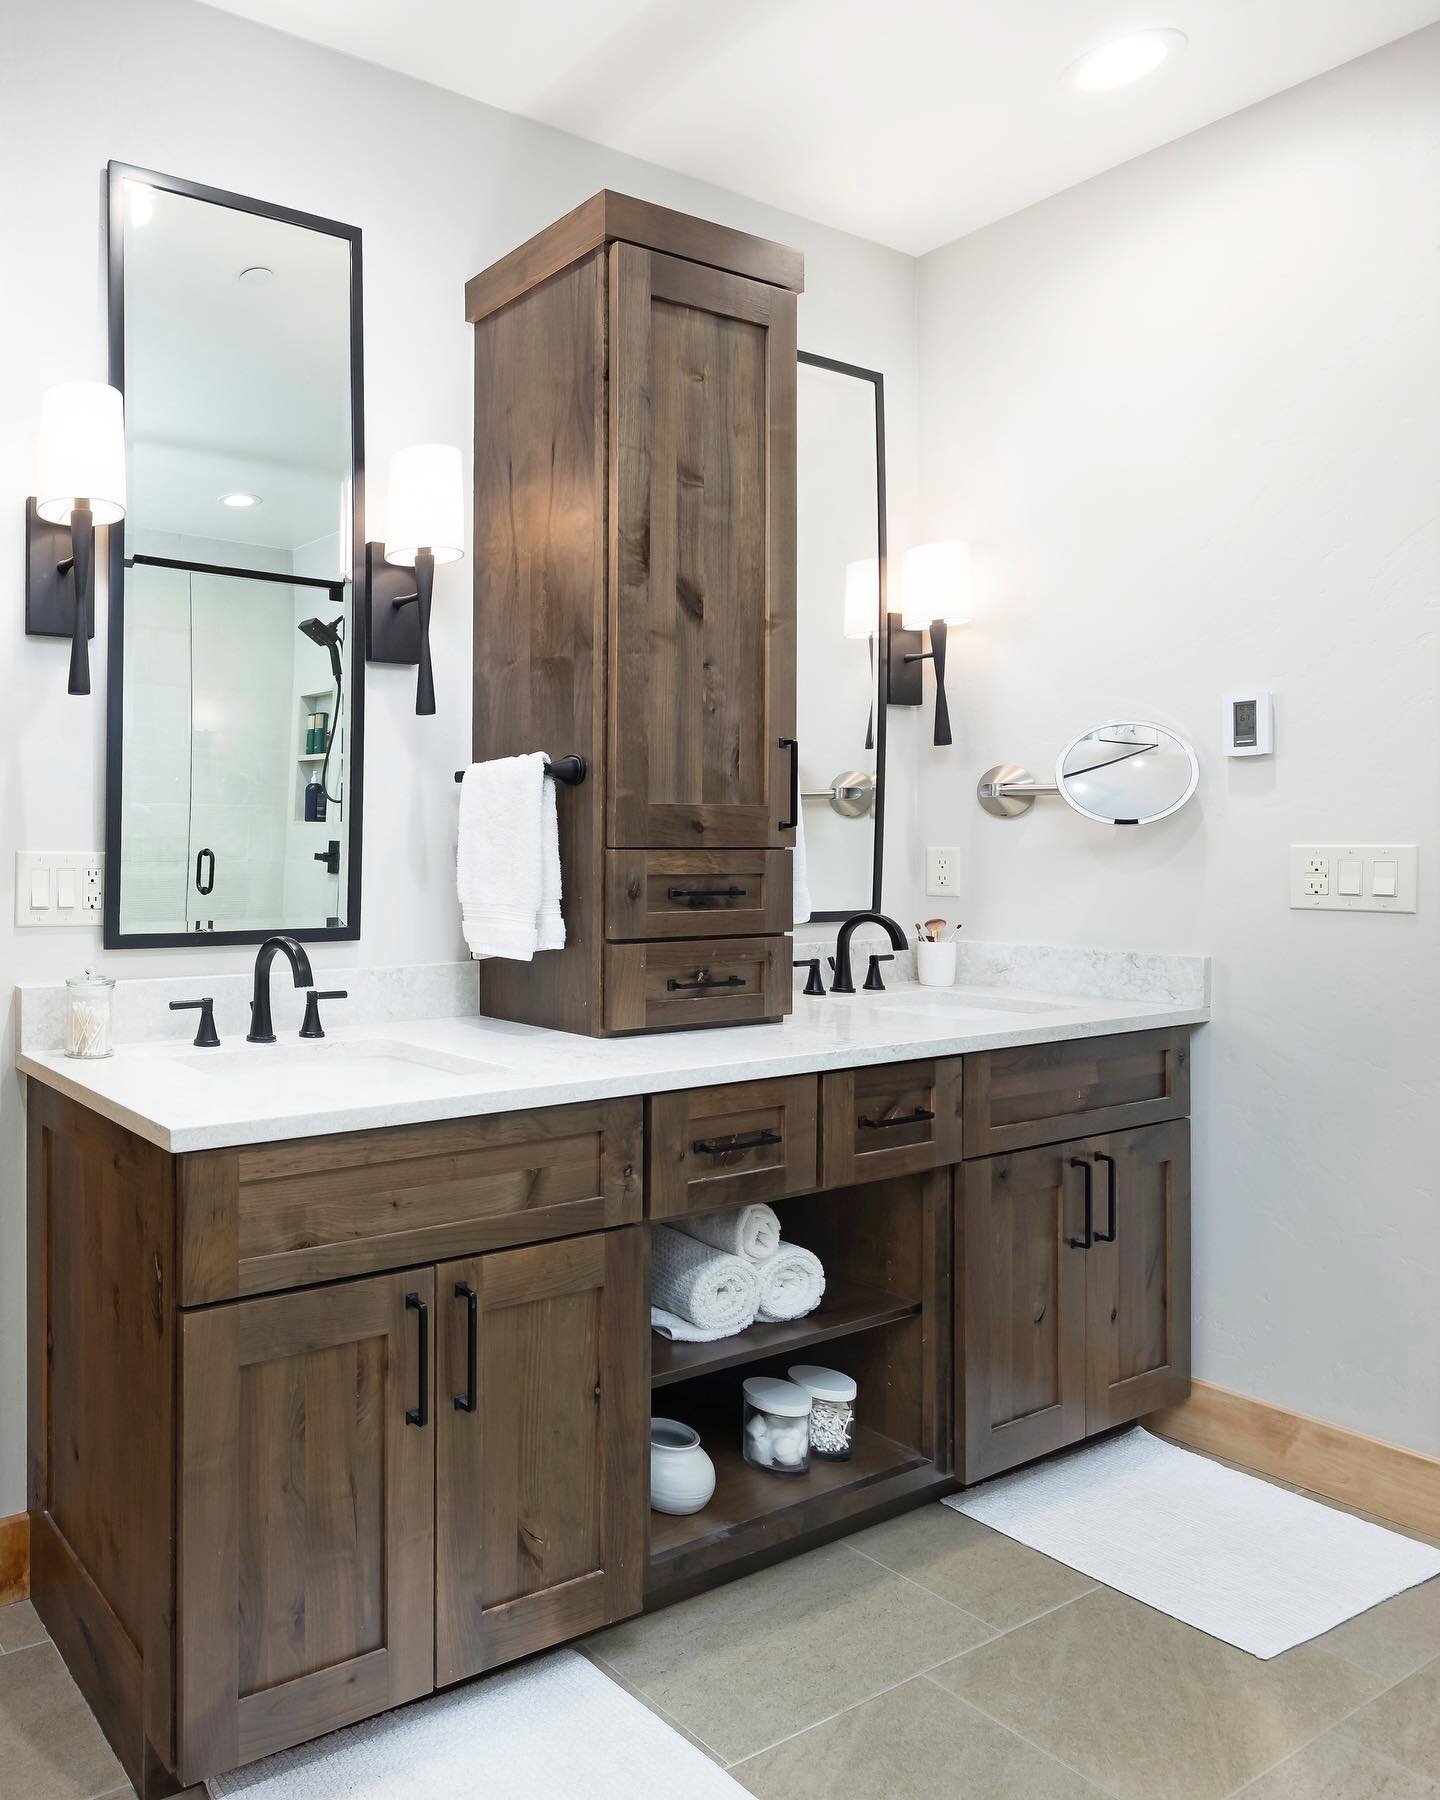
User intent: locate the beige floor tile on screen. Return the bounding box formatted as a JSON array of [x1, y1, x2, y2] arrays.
[[932, 1586, 1384, 1800], [1310, 1580, 1440, 1684], [579, 1644, 729, 1766], [1339, 1658, 1440, 1785], [0, 1643, 127, 1799], [0, 1599, 49, 1653], [846, 1503, 1096, 1630], [731, 1675, 1108, 1799], [1236, 1731, 1440, 1798], [583, 1540, 992, 1764]]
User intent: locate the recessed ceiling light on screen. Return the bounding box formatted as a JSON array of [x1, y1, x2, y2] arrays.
[[237, 265, 275, 287], [1066, 28, 1187, 92], [221, 492, 261, 508]]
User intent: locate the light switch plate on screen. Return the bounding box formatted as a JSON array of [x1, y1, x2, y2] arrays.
[[1289, 844, 1416, 913], [16, 851, 104, 926]]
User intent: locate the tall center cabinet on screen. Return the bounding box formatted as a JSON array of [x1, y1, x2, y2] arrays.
[[466, 192, 804, 1038]]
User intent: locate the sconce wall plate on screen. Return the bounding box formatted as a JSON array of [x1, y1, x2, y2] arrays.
[[885, 612, 924, 706], [364, 540, 420, 664], [25, 498, 95, 643]]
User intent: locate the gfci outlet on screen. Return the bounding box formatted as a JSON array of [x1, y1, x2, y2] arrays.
[[1289, 844, 1416, 914], [15, 851, 105, 927], [926, 846, 960, 897]]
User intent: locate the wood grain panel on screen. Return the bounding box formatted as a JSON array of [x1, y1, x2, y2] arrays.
[[435, 1229, 647, 1682], [0, 1511, 27, 1606], [820, 1058, 963, 1189], [605, 847, 791, 939], [647, 1077, 818, 1218], [962, 1028, 1191, 1157], [605, 936, 792, 1033], [176, 1100, 642, 1301]]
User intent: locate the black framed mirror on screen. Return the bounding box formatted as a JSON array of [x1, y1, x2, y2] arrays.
[[104, 162, 365, 946], [795, 351, 888, 920]]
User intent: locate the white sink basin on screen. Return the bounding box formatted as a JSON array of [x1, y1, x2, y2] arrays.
[[133, 1037, 504, 1105], [870, 989, 1078, 1022]]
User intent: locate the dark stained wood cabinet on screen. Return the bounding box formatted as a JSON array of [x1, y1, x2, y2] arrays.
[[435, 1231, 647, 1685], [468, 192, 804, 1037]]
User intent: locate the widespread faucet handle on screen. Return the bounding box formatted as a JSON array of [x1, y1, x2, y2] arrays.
[[299, 989, 348, 1040], [792, 957, 825, 998], [169, 997, 219, 1048], [863, 953, 896, 992]]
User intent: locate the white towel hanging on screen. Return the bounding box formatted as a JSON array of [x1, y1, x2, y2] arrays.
[[456, 753, 565, 960]]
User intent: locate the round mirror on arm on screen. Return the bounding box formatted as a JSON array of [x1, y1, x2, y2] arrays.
[[1055, 721, 1199, 825]]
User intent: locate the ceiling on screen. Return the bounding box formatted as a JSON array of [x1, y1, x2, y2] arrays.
[[197, 0, 1440, 253]]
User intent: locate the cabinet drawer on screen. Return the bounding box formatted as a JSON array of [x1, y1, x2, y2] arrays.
[[962, 1028, 1190, 1158], [648, 1076, 818, 1218], [176, 1099, 643, 1303], [821, 1058, 963, 1187], [604, 936, 792, 1033], [605, 848, 790, 940]]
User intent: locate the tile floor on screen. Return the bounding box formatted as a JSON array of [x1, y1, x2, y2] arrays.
[[3, 1487, 1437, 1799]]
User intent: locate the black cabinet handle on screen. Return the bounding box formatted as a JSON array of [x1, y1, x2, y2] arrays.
[[1067, 1157, 1094, 1249], [666, 973, 746, 992], [858, 1107, 936, 1131], [194, 847, 215, 895], [692, 1128, 782, 1157], [453, 1282, 477, 1414], [1093, 1152, 1117, 1242], [666, 885, 747, 905], [778, 736, 799, 832], [405, 1292, 429, 1427]]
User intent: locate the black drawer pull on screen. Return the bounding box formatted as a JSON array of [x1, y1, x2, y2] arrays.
[[1093, 1152, 1117, 1242], [453, 1281, 478, 1414], [405, 1292, 429, 1427], [666, 885, 748, 905], [858, 1107, 936, 1131], [692, 1128, 782, 1157], [666, 973, 746, 992], [778, 736, 799, 832], [1066, 1158, 1094, 1250]]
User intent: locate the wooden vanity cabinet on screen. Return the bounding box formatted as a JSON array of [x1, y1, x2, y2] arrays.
[[467, 192, 804, 1038]]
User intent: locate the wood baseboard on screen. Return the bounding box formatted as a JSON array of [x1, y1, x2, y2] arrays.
[[1148, 1380, 1440, 1541], [0, 1512, 29, 1605]]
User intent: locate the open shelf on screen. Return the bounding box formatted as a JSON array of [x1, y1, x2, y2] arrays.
[[648, 1419, 930, 1571], [651, 1279, 920, 1388]]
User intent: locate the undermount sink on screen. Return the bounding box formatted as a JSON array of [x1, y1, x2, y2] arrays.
[[138, 1037, 503, 1099], [869, 989, 1079, 1021]]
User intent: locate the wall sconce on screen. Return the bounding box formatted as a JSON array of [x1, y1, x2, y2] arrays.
[[887, 540, 971, 746], [26, 381, 127, 695], [843, 556, 881, 751], [364, 442, 464, 715]]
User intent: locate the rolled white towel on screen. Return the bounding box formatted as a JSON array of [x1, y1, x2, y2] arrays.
[[649, 1225, 760, 1339], [755, 1241, 826, 1323], [675, 1204, 781, 1265]]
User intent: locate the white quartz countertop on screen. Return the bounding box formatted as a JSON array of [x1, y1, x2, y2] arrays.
[[17, 979, 1208, 1154]]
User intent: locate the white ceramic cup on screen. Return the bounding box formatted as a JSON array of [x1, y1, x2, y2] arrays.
[[916, 939, 958, 987]]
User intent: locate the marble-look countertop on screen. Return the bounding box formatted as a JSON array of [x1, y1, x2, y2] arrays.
[[17, 977, 1208, 1155]]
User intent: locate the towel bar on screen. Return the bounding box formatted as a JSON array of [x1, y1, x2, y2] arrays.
[[454, 755, 586, 786]]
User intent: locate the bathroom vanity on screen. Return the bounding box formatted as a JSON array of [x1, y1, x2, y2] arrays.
[[21, 978, 1200, 1794]]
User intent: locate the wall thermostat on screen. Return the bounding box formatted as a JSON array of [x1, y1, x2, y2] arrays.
[[1223, 689, 1274, 757]]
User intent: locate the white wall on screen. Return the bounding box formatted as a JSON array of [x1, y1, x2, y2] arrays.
[[916, 29, 1440, 1456], [0, 0, 922, 1515]]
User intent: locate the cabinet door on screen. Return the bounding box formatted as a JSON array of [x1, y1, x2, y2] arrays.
[[608, 241, 797, 848], [957, 1146, 1089, 1481], [435, 1229, 647, 1685], [1084, 1120, 1191, 1431], [177, 1272, 434, 1783]]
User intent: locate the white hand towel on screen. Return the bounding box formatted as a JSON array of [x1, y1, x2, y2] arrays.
[[650, 1306, 750, 1344], [456, 753, 565, 960], [649, 1225, 760, 1338], [675, 1204, 781, 1265], [755, 1240, 826, 1323], [792, 808, 812, 925]]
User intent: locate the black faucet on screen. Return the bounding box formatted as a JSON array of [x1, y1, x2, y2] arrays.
[[830, 911, 908, 994], [247, 935, 315, 1043]]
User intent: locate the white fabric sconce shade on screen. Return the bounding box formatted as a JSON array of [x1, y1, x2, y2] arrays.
[[35, 382, 127, 526], [843, 558, 881, 639], [384, 443, 465, 566], [900, 540, 971, 629]]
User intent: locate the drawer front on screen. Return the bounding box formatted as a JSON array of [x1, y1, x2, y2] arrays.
[[821, 1058, 963, 1188], [604, 936, 792, 1033], [648, 1076, 818, 1217], [962, 1028, 1190, 1158], [605, 848, 790, 940], [176, 1098, 643, 1302]]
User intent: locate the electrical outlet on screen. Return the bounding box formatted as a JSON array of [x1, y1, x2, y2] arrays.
[[15, 851, 104, 926], [926, 846, 960, 896], [1290, 845, 1416, 913]]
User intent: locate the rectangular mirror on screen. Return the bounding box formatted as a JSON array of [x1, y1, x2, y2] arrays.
[[104, 163, 364, 945], [796, 352, 887, 919]]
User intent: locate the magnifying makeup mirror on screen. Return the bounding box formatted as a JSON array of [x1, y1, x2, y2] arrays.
[[977, 720, 1199, 825]]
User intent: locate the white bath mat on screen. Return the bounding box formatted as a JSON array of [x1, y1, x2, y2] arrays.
[[945, 1428, 1440, 1659], [208, 1647, 743, 1798]]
